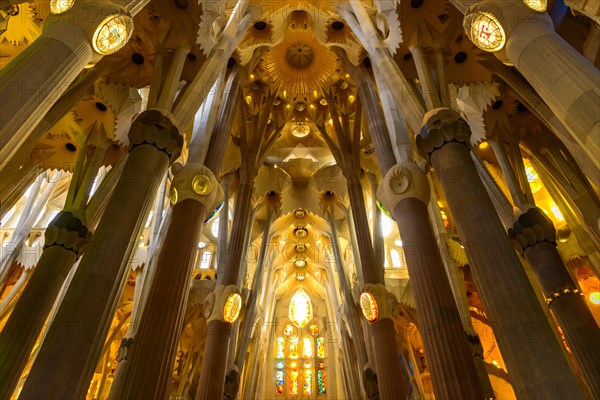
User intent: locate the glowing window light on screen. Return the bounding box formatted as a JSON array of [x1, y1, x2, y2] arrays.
[[289, 288, 312, 328], [0, 208, 15, 227], [276, 362, 284, 368], [283, 323, 294, 336], [145, 210, 154, 229], [589, 292, 600, 305], [289, 337, 299, 359], [317, 369, 326, 394], [523, 0, 547, 12], [290, 370, 299, 395], [467, 12, 506, 52], [277, 337, 285, 358], [524, 160, 542, 193], [316, 337, 325, 358], [390, 249, 402, 268], [308, 324, 319, 336], [50, 0, 74, 14], [211, 217, 220, 237], [303, 337, 313, 358], [199, 252, 212, 269], [93, 15, 133, 55], [381, 214, 394, 237], [304, 369, 313, 394], [550, 203, 564, 222], [276, 370, 284, 394]]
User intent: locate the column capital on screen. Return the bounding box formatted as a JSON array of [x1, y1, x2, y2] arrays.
[[169, 163, 223, 212], [508, 206, 556, 254], [128, 109, 183, 162], [203, 284, 243, 325], [360, 283, 400, 323], [43, 210, 91, 256], [417, 108, 472, 162], [377, 162, 430, 210]]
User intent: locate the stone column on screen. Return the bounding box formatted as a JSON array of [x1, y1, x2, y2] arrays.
[[108, 164, 221, 399], [417, 108, 585, 399], [509, 207, 600, 398], [0, 0, 132, 163], [19, 109, 182, 399], [464, 1, 600, 171], [378, 163, 484, 399], [0, 210, 90, 399]]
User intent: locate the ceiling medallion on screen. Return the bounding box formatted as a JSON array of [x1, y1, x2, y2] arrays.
[[522, 0, 547, 12], [295, 243, 306, 252], [263, 30, 339, 98], [291, 123, 311, 138], [294, 226, 308, 238], [50, 0, 75, 14], [294, 259, 307, 268], [294, 209, 306, 218], [296, 272, 306, 281], [192, 174, 212, 196], [93, 14, 134, 55]]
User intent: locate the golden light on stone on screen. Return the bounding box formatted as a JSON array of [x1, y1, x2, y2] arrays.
[[292, 123, 311, 138], [522, 0, 547, 12], [289, 288, 312, 328], [192, 174, 212, 196], [360, 292, 379, 323], [263, 31, 339, 98], [169, 187, 178, 205], [93, 14, 133, 55], [50, 0, 74, 14], [590, 292, 600, 305], [223, 292, 242, 324], [466, 12, 506, 52]]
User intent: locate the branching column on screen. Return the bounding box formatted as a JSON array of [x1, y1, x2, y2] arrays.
[[416, 108, 585, 399], [509, 207, 600, 398], [0, 210, 90, 398], [19, 109, 183, 399]]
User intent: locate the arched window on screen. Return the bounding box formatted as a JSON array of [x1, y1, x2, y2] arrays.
[[390, 249, 402, 268]]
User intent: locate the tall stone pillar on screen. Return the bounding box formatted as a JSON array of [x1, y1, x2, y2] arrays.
[[377, 163, 484, 399], [416, 108, 585, 399], [0, 0, 133, 163], [108, 164, 221, 399], [463, 0, 600, 171], [509, 207, 600, 398], [0, 210, 90, 399], [19, 109, 183, 399]]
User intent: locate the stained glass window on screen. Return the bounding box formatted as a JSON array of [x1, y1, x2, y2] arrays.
[[289, 289, 313, 328], [283, 323, 294, 336], [289, 336, 299, 359], [290, 370, 299, 395], [303, 337, 313, 358], [304, 369, 313, 394], [277, 337, 285, 358], [317, 369, 326, 394], [276, 370, 284, 395], [308, 324, 319, 336], [316, 337, 325, 358]]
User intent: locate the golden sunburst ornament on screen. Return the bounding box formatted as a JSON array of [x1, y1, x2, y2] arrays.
[[263, 31, 339, 99]]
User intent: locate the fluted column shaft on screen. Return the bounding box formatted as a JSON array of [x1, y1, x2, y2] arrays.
[[509, 207, 600, 398], [108, 199, 208, 398], [393, 198, 483, 399], [0, 211, 90, 398], [417, 108, 584, 399], [369, 318, 409, 399], [19, 110, 182, 399]]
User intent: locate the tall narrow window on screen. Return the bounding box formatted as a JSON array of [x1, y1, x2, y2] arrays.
[[276, 370, 284, 394], [277, 337, 285, 358], [302, 337, 313, 358], [290, 370, 299, 395], [289, 336, 299, 359], [303, 369, 313, 394], [390, 249, 402, 268], [317, 369, 326, 394], [316, 337, 325, 358]]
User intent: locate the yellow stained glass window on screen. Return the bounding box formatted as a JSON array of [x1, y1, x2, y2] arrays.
[[289, 336, 299, 359], [316, 337, 325, 358], [303, 337, 313, 358], [277, 337, 285, 358], [290, 370, 299, 395], [289, 288, 312, 328], [304, 369, 313, 394], [276, 370, 284, 394]]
